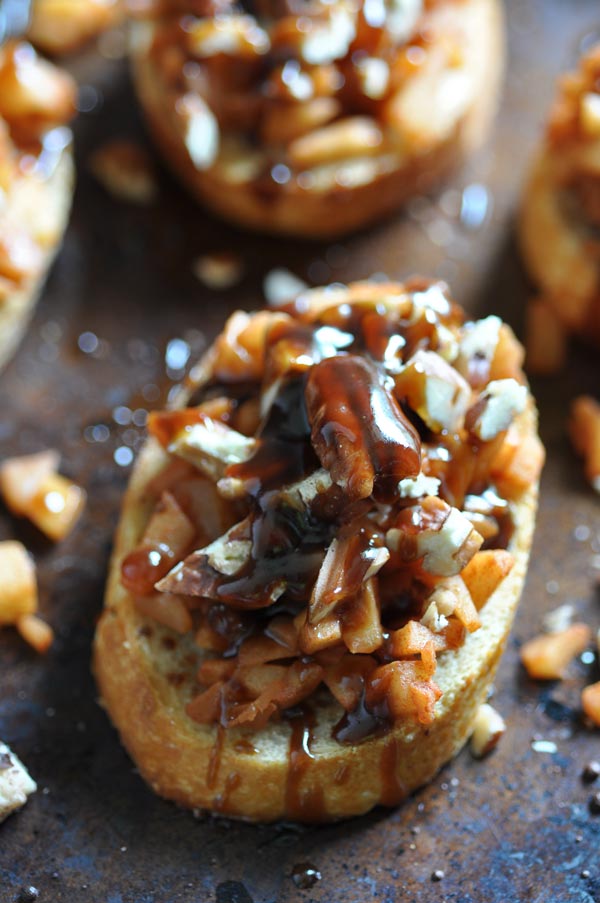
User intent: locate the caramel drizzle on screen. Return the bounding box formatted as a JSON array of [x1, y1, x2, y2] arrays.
[[284, 708, 325, 821]]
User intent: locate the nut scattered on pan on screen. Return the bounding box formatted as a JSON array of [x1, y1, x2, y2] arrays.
[[90, 139, 158, 205], [0, 742, 36, 823], [469, 702, 506, 758], [192, 253, 244, 290]]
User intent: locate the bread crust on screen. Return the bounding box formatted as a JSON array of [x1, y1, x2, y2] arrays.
[[518, 149, 600, 340], [129, 0, 504, 238], [94, 322, 539, 823], [0, 150, 74, 372]]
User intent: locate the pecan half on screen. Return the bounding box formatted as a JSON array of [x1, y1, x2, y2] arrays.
[[305, 355, 421, 500]]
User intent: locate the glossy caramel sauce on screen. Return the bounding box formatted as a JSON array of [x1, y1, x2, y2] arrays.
[[284, 707, 325, 820], [207, 724, 225, 788], [379, 737, 408, 806]]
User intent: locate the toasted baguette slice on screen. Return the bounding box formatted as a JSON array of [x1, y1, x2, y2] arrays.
[[518, 44, 600, 346], [0, 149, 74, 371], [129, 0, 504, 238], [94, 282, 540, 822]]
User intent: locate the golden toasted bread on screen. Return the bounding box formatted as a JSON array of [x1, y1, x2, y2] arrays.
[[94, 279, 542, 822]]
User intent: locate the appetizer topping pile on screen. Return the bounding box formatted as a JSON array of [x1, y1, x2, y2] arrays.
[[549, 42, 600, 231], [524, 44, 600, 374], [121, 280, 544, 741], [132, 0, 472, 189], [0, 41, 76, 296]]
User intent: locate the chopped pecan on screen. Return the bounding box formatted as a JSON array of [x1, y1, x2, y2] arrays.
[[305, 354, 421, 500], [309, 525, 388, 624], [394, 349, 472, 433], [386, 496, 483, 578]]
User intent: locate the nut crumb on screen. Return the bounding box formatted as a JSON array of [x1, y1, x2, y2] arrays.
[[192, 253, 243, 290], [263, 268, 308, 306], [470, 703, 506, 758], [90, 140, 158, 205], [542, 603, 574, 634]]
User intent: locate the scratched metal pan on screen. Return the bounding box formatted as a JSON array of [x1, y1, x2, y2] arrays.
[[1, 1, 600, 901]]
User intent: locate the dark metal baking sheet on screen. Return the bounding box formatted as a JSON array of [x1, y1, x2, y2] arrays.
[[1, 1, 600, 900]]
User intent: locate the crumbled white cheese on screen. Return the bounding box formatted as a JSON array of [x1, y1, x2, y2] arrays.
[[542, 603, 575, 635], [279, 469, 333, 509], [457, 315, 502, 369], [180, 95, 219, 171], [204, 536, 252, 576], [397, 473, 441, 499], [404, 349, 471, 432], [470, 379, 528, 441], [0, 743, 36, 823], [357, 58, 390, 100], [416, 507, 480, 576], [216, 476, 246, 500], [435, 324, 460, 363], [188, 16, 269, 58], [384, 0, 423, 43], [263, 268, 309, 307], [301, 9, 356, 65], [170, 419, 257, 479]]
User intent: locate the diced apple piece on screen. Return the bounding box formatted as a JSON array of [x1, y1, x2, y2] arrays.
[[520, 623, 591, 680], [0, 541, 37, 625], [366, 660, 442, 725], [340, 579, 384, 654], [16, 614, 54, 654], [0, 451, 85, 541], [0, 450, 59, 515], [460, 550, 514, 610], [28, 472, 86, 541], [582, 681, 600, 727]]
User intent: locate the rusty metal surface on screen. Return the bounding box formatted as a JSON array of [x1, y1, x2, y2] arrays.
[[1, 1, 600, 900]]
